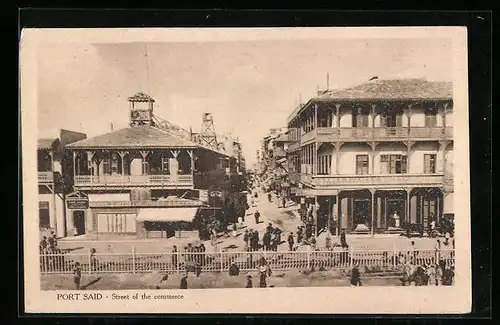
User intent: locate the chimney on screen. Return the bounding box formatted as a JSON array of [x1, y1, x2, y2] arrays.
[[327, 73, 330, 90], [110, 123, 114, 132]]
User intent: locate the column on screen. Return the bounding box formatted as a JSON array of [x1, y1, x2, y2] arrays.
[[370, 189, 375, 236], [337, 192, 342, 235], [442, 102, 448, 133], [48, 151, 57, 234], [371, 104, 376, 130], [404, 141, 414, 173], [67, 208, 74, 237], [139, 151, 150, 175], [377, 196, 382, 228], [313, 142, 318, 175], [369, 142, 377, 174], [407, 104, 412, 136], [335, 104, 341, 128], [187, 150, 195, 174], [314, 103, 318, 130], [86, 151, 95, 175], [333, 142, 343, 174], [437, 141, 448, 174], [169, 150, 180, 179], [72, 151, 77, 176], [406, 188, 411, 225]]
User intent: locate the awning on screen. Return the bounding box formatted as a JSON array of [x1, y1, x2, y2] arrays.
[[136, 207, 198, 222], [294, 188, 339, 197]]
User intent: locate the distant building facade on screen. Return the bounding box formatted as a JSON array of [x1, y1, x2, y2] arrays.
[[286, 79, 454, 235], [38, 129, 87, 237]]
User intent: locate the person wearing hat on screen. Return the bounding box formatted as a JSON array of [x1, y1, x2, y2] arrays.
[[180, 273, 188, 289], [245, 275, 253, 288], [350, 263, 362, 287]]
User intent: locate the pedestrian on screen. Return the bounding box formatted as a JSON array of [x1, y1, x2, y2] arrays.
[[180, 273, 188, 289], [244, 230, 250, 249], [268, 192, 272, 202], [251, 230, 260, 251], [340, 229, 349, 249], [297, 226, 303, 244], [232, 222, 238, 237], [266, 222, 273, 233], [287, 232, 294, 251], [410, 241, 417, 264], [48, 236, 54, 249], [229, 262, 240, 276], [325, 234, 332, 249], [282, 197, 286, 208], [310, 235, 317, 251], [258, 257, 271, 287], [245, 275, 253, 288], [350, 264, 362, 287], [172, 245, 178, 268], [40, 236, 48, 251], [263, 231, 271, 251], [254, 210, 261, 224], [73, 262, 81, 290], [435, 239, 442, 261], [426, 263, 438, 286]]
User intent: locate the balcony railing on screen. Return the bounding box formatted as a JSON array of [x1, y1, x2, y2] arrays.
[[74, 174, 194, 188], [311, 126, 453, 142], [38, 171, 54, 183], [287, 141, 301, 152], [298, 173, 444, 189]]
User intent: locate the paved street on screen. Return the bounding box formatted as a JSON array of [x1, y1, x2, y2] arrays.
[[55, 185, 451, 255]]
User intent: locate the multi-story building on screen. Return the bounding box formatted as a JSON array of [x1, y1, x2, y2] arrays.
[[62, 93, 234, 239], [38, 129, 87, 237], [286, 78, 454, 235]]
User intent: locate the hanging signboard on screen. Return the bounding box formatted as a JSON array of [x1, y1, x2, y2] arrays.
[[199, 190, 209, 203], [67, 198, 89, 210], [66, 191, 89, 209], [209, 191, 222, 198]]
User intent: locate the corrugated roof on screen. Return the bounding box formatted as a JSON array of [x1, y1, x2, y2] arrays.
[[316, 79, 453, 102], [128, 92, 155, 102], [37, 138, 59, 150], [65, 125, 198, 149]]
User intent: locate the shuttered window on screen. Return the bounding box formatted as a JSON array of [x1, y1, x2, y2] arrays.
[[356, 155, 369, 175], [380, 155, 407, 174], [424, 154, 436, 174], [97, 213, 136, 234]]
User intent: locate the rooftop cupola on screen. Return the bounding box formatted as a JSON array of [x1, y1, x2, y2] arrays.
[[128, 92, 155, 127]]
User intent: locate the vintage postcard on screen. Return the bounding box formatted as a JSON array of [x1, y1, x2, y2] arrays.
[[21, 27, 471, 314]]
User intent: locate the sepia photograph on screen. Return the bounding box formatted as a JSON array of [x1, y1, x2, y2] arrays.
[[21, 27, 471, 314]]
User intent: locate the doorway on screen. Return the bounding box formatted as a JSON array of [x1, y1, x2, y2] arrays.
[[387, 199, 405, 226], [73, 211, 86, 235], [353, 199, 370, 227]]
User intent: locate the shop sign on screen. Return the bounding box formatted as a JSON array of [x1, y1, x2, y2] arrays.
[[199, 190, 209, 203], [67, 198, 89, 209]]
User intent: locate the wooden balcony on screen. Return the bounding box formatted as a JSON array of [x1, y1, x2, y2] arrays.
[[298, 173, 444, 190], [38, 171, 54, 184], [74, 174, 194, 189], [309, 126, 453, 143], [287, 141, 301, 152]]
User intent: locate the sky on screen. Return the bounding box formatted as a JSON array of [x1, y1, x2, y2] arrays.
[[37, 37, 452, 166]]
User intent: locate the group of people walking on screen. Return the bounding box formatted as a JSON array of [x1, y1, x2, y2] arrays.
[[401, 259, 455, 286], [243, 224, 282, 251]]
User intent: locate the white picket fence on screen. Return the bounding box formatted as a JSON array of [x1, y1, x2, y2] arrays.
[[39, 248, 455, 275]]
